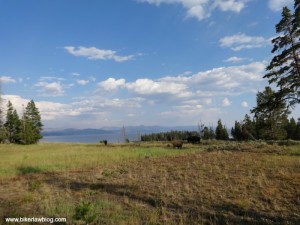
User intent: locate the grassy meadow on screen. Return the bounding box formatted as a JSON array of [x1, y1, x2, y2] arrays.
[[0, 141, 299, 224]]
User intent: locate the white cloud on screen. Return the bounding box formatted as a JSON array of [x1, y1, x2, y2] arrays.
[[137, 0, 248, 21], [1, 95, 70, 121], [222, 97, 231, 106], [248, 22, 258, 27], [92, 61, 266, 127], [126, 78, 191, 97], [186, 4, 208, 21], [34, 77, 75, 97], [164, 61, 266, 95], [89, 76, 96, 82], [98, 61, 266, 102], [97, 77, 192, 97], [1, 95, 29, 115], [76, 79, 89, 85], [213, 0, 245, 12], [2, 95, 143, 127], [241, 101, 249, 107], [268, 0, 293, 12], [35, 81, 65, 97], [0, 76, 16, 83], [224, 56, 247, 63], [71, 72, 80, 77], [169, 104, 204, 116], [64, 46, 134, 62], [33, 100, 71, 120], [220, 33, 270, 51], [39, 76, 65, 81], [98, 78, 126, 91]]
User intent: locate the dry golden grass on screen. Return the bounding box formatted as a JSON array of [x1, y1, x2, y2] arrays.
[[0, 142, 299, 225]]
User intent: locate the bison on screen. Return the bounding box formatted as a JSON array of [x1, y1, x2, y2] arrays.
[[187, 135, 200, 144], [100, 140, 108, 145], [172, 141, 183, 149]]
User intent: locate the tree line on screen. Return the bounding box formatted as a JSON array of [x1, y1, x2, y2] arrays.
[[141, 115, 300, 142], [0, 100, 43, 144], [141, 130, 200, 142]]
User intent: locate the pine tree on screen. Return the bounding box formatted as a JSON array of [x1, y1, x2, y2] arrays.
[[0, 83, 7, 143], [215, 119, 229, 140], [20, 100, 43, 144], [251, 87, 289, 140], [231, 121, 243, 141], [242, 114, 256, 140], [4, 101, 21, 143], [264, 2, 300, 106], [203, 126, 210, 140], [0, 122, 6, 143], [203, 126, 215, 140]]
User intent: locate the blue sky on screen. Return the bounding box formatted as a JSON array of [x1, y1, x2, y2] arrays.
[[0, 0, 298, 129]]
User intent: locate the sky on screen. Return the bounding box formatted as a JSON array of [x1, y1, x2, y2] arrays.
[[0, 0, 298, 129]]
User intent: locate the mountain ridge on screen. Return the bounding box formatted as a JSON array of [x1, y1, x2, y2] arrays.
[[42, 125, 200, 136]]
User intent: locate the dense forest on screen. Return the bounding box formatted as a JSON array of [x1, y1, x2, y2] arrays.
[[141, 116, 300, 142]]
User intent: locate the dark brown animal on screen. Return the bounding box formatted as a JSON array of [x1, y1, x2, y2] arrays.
[[187, 135, 200, 144], [172, 141, 183, 149]]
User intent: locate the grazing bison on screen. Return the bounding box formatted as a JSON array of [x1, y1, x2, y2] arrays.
[[172, 141, 183, 149], [187, 135, 200, 144], [100, 140, 108, 145]]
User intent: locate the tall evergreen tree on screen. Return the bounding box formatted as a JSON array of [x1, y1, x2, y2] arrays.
[[4, 101, 21, 143], [203, 126, 215, 140], [231, 121, 243, 141], [203, 126, 210, 140], [264, 2, 300, 106], [242, 114, 257, 140], [21, 100, 43, 144], [0, 83, 7, 143], [251, 87, 289, 140], [215, 119, 229, 140]]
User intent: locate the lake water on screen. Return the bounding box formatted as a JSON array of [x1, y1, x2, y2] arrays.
[[41, 132, 140, 143]]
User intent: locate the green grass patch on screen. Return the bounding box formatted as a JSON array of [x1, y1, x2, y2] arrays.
[[0, 142, 193, 178]]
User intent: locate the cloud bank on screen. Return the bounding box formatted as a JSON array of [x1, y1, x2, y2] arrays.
[[220, 33, 270, 51], [137, 0, 248, 20], [64, 46, 134, 62], [0, 76, 16, 83], [2, 61, 267, 128]]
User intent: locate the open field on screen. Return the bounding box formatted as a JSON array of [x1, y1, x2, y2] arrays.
[[0, 142, 299, 224]]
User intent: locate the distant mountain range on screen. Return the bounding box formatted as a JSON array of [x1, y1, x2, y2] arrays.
[[42, 125, 199, 136]]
